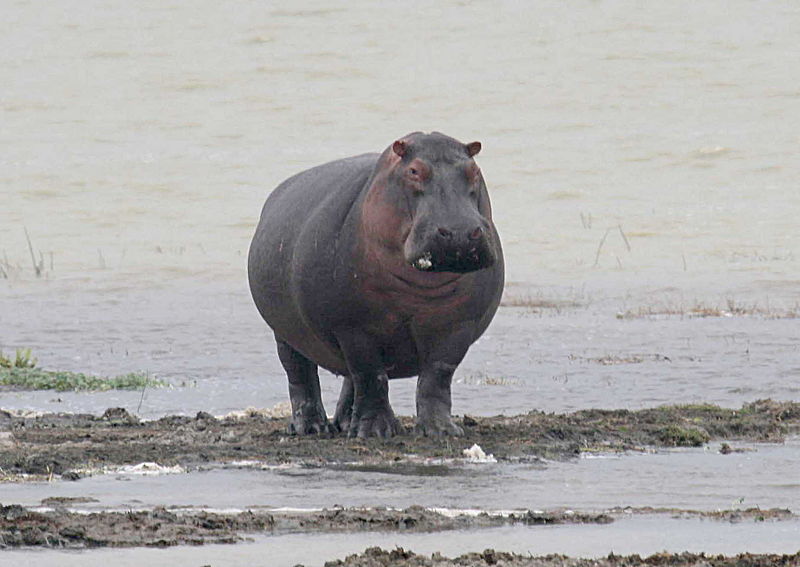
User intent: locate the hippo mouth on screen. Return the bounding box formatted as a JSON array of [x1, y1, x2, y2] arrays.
[[410, 246, 494, 274], [411, 252, 433, 271], [390, 263, 461, 296]]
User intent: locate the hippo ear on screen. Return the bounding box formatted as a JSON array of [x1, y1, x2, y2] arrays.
[[466, 141, 482, 157], [392, 140, 408, 157]]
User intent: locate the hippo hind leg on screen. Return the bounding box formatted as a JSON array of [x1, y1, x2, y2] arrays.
[[276, 338, 331, 435], [335, 330, 402, 439], [349, 370, 401, 439], [331, 376, 354, 434]]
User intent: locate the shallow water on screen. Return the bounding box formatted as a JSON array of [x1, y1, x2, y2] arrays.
[[5, 439, 800, 521], [1, 281, 798, 418]]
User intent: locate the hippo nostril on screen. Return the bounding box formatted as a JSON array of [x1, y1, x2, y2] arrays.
[[437, 227, 453, 239], [468, 227, 484, 240]]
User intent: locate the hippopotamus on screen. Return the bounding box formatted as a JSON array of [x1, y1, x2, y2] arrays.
[[248, 132, 504, 438]]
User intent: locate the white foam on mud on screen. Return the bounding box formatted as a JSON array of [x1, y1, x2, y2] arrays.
[[426, 507, 542, 518], [462, 443, 497, 463], [58, 461, 186, 479], [580, 453, 625, 460], [222, 460, 299, 471]]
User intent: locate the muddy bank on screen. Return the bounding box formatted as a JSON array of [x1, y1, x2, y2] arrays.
[[0, 400, 798, 477], [0, 504, 610, 549], [1, 503, 793, 550], [607, 507, 794, 523], [322, 547, 800, 567]]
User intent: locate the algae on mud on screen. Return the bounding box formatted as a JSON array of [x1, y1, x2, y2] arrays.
[[0, 400, 797, 477]]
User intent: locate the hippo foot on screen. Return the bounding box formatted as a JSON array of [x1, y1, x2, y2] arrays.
[[415, 414, 464, 437], [287, 404, 331, 436], [347, 405, 401, 439], [331, 410, 351, 435], [415, 396, 464, 437]]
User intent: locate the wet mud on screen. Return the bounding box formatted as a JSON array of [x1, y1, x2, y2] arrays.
[[322, 546, 800, 567], [2, 503, 795, 551], [1, 400, 797, 478], [606, 507, 795, 522], [0, 504, 611, 548]]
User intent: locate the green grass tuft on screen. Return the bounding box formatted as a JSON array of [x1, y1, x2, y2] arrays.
[[657, 424, 710, 447], [0, 348, 38, 369], [0, 367, 168, 392]]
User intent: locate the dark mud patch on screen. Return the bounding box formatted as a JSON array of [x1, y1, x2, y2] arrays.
[[0, 400, 797, 477], [0, 504, 610, 549], [322, 547, 800, 567], [40, 496, 99, 507]]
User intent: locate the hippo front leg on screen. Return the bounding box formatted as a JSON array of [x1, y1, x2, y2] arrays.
[[415, 361, 464, 437], [414, 325, 475, 437], [335, 330, 401, 439], [276, 339, 330, 435]]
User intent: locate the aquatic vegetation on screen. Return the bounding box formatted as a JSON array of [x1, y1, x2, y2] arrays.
[[656, 425, 710, 447], [567, 353, 672, 365], [500, 294, 584, 312], [0, 348, 166, 391], [457, 373, 521, 386], [0, 367, 167, 392], [616, 299, 800, 320]]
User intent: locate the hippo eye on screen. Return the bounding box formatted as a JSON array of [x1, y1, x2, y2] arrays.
[[409, 167, 418, 176]]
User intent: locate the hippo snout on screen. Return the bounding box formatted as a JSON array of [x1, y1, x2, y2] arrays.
[[409, 224, 496, 273]]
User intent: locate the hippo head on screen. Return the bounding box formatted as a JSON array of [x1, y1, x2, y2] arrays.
[[378, 132, 498, 274]]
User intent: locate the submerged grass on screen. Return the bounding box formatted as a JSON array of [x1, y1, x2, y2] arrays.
[[617, 299, 800, 320], [0, 367, 167, 392]]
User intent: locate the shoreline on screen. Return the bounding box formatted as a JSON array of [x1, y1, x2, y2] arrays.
[[1, 400, 798, 478]]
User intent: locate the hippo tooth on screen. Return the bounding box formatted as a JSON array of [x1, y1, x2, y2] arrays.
[[414, 254, 433, 270]]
